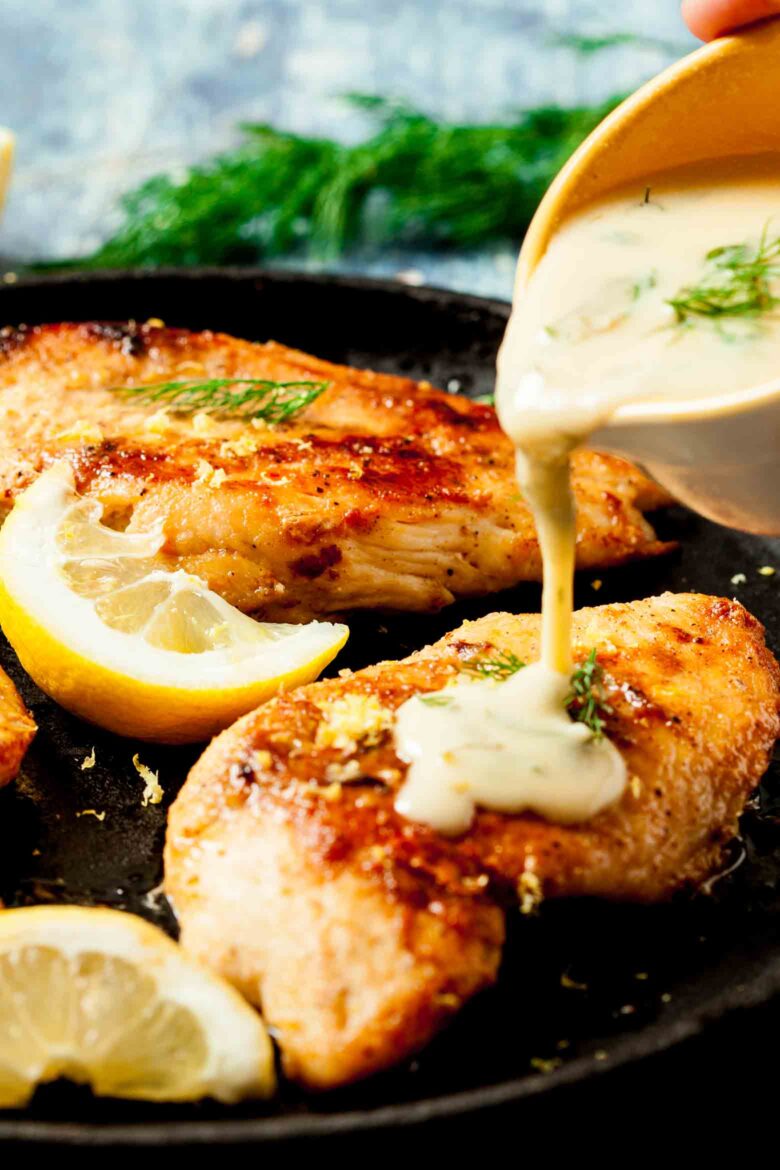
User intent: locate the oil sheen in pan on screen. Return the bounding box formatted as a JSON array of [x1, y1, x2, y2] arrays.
[[0, 269, 779, 1145]]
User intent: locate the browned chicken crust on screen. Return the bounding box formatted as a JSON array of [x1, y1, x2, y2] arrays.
[[0, 321, 672, 619], [165, 593, 780, 1089], [0, 667, 35, 786]]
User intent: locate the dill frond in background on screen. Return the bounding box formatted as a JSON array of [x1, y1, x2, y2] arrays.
[[64, 94, 622, 270], [548, 32, 687, 57]]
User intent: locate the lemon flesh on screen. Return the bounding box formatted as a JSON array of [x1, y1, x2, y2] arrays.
[[0, 905, 275, 1106], [0, 464, 348, 742]]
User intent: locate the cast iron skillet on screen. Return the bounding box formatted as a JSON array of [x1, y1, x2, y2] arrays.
[[0, 269, 779, 1149]]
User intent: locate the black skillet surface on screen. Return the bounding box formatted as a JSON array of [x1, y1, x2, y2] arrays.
[[0, 269, 779, 1149]]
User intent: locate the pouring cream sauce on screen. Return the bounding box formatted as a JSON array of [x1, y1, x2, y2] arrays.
[[394, 154, 780, 835]]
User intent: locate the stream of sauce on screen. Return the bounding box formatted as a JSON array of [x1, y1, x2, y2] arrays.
[[394, 154, 780, 835]]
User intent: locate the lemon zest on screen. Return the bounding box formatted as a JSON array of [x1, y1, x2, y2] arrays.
[[76, 808, 106, 821], [133, 754, 164, 806], [55, 420, 104, 445], [143, 408, 173, 434], [314, 693, 393, 752], [517, 861, 543, 915], [192, 410, 216, 435], [193, 459, 227, 489], [219, 435, 258, 459]]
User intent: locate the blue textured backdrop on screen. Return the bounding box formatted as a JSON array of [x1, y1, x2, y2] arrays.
[[0, 0, 694, 297]]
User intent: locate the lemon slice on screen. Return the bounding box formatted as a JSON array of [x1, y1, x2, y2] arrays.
[[0, 464, 348, 742], [0, 905, 275, 1107], [0, 128, 13, 215]]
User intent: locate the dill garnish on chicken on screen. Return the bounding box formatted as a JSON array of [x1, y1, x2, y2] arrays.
[[0, 319, 674, 621]]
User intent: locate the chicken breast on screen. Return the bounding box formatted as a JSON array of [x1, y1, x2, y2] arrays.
[[0, 321, 672, 619], [0, 665, 35, 786], [165, 593, 780, 1088]]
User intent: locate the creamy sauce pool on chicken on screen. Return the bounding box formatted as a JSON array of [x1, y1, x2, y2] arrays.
[[394, 154, 780, 834]]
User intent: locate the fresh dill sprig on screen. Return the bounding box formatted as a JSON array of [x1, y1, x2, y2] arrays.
[[549, 31, 688, 56], [114, 378, 328, 422], [631, 270, 657, 301], [463, 649, 526, 681], [666, 227, 780, 323], [565, 649, 613, 738], [43, 94, 622, 270], [464, 646, 612, 737]]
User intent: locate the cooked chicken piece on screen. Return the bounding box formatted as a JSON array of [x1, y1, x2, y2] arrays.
[[0, 321, 672, 620], [0, 666, 35, 786], [165, 592, 780, 1089]]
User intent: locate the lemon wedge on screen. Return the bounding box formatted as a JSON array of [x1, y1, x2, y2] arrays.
[[0, 905, 275, 1106], [0, 464, 348, 742], [0, 128, 13, 215]]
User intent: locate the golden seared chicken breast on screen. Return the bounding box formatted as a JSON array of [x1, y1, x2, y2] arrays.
[[0, 321, 672, 620], [0, 666, 35, 786], [165, 592, 780, 1089]]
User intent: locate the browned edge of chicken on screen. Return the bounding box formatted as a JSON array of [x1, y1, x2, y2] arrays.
[[0, 666, 35, 786], [164, 592, 780, 1089]]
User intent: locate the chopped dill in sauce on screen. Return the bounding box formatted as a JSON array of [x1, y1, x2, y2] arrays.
[[565, 649, 612, 738], [666, 226, 780, 324], [459, 646, 612, 736], [631, 271, 657, 300]]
